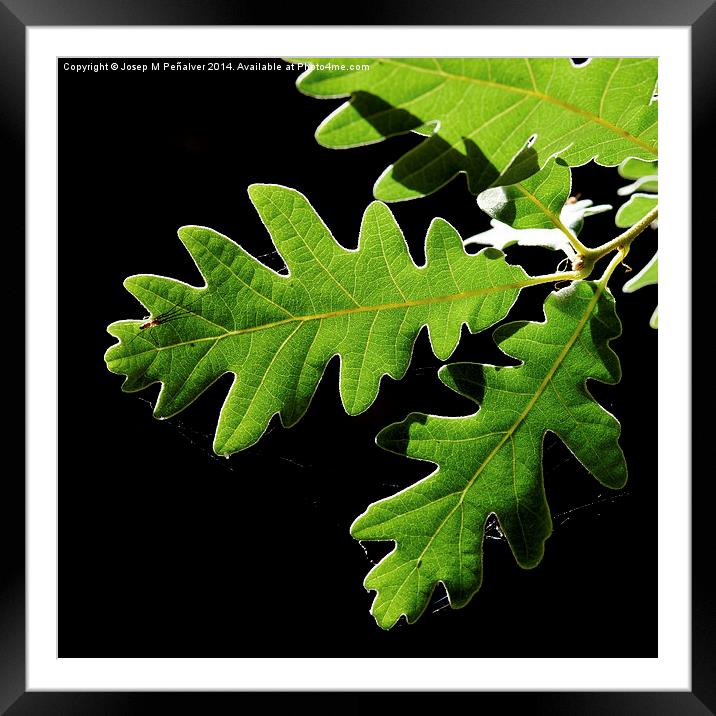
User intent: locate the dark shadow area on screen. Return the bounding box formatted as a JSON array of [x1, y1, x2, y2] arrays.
[[480, 246, 508, 262], [439, 362, 488, 405], [346, 92, 499, 197], [490, 144, 546, 188], [375, 411, 429, 454], [491, 319, 531, 347], [348, 92, 550, 200], [344, 91, 426, 138]]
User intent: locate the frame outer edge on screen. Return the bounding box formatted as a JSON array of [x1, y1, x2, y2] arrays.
[[0, 0, 27, 712], [691, 1, 716, 713], [6, 0, 712, 711]]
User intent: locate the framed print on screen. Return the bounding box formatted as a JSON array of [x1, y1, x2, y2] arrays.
[[4, 1, 711, 712]]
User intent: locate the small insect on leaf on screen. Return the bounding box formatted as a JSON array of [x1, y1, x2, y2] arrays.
[[122, 294, 207, 350]]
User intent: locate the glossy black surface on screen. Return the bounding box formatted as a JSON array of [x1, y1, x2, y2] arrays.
[[58, 58, 657, 658]]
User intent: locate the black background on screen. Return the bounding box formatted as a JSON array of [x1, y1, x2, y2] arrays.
[[58, 58, 658, 657]]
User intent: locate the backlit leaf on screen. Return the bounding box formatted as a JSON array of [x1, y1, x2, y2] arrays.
[[623, 253, 658, 328], [477, 157, 572, 232], [105, 185, 531, 455], [618, 157, 658, 179], [617, 176, 658, 196], [469, 157, 611, 254], [294, 58, 658, 201], [352, 281, 626, 628], [615, 161, 658, 328], [615, 194, 658, 228]]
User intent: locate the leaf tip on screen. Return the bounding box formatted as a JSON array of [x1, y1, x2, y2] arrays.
[[248, 182, 303, 207], [121, 275, 150, 305], [375, 421, 409, 453], [426, 215, 458, 237], [650, 307, 658, 328], [122, 274, 139, 291], [177, 224, 200, 240], [476, 185, 509, 217], [314, 121, 349, 148], [372, 165, 422, 203], [349, 512, 369, 540], [373, 612, 399, 631], [246, 182, 270, 202], [438, 362, 486, 404]]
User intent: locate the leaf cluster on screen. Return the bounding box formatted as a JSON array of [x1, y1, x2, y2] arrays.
[[105, 57, 658, 628]]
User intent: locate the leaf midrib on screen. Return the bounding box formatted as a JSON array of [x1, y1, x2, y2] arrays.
[[378, 58, 658, 157], [513, 182, 572, 237], [375, 281, 606, 622], [113, 277, 533, 360]]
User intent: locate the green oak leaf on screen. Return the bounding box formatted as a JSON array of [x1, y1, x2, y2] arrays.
[[293, 58, 658, 201], [615, 160, 658, 328], [470, 157, 611, 254], [617, 157, 658, 196], [478, 157, 573, 232], [105, 184, 531, 455], [617, 176, 658, 196], [466, 199, 612, 255], [623, 253, 658, 328], [649, 308, 659, 329], [352, 281, 626, 629], [615, 194, 658, 228], [618, 157, 658, 179], [624, 253, 658, 290]]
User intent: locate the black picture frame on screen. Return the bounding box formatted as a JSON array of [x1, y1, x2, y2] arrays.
[[5, 1, 709, 713]]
